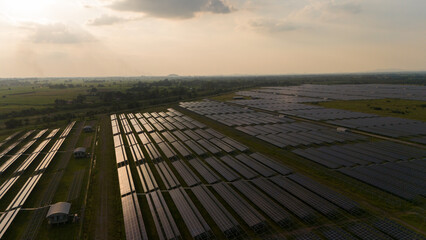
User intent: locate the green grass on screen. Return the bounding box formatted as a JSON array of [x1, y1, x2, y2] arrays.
[[83, 116, 125, 240], [314, 99, 426, 122], [0, 86, 87, 106]]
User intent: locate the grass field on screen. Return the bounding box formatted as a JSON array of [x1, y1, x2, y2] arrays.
[[315, 99, 426, 122], [0, 80, 131, 115]]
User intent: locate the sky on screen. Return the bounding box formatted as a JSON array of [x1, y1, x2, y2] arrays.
[[0, 0, 425, 77]]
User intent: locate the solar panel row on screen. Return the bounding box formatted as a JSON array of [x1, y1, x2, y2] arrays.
[[169, 187, 212, 239], [320, 226, 357, 240], [270, 176, 340, 218], [345, 222, 392, 240], [155, 161, 180, 189], [111, 114, 148, 240], [212, 182, 267, 232], [0, 132, 21, 149], [232, 180, 292, 227], [220, 155, 258, 179], [0, 130, 35, 160], [328, 117, 426, 137], [373, 218, 426, 240], [251, 178, 317, 223], [191, 185, 240, 237], [234, 154, 275, 177], [115, 109, 374, 238], [287, 173, 361, 214], [280, 108, 376, 121], [0, 130, 46, 174], [171, 160, 201, 187], [339, 160, 425, 200], [180, 101, 366, 148], [146, 190, 181, 240], [0, 130, 57, 200], [293, 141, 426, 169], [258, 84, 426, 101], [0, 122, 74, 239]]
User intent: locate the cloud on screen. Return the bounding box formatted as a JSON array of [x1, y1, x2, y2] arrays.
[[326, 1, 362, 15], [87, 14, 129, 26], [109, 0, 234, 19], [249, 19, 299, 33], [247, 1, 361, 35], [293, 0, 362, 21], [28, 23, 95, 44]]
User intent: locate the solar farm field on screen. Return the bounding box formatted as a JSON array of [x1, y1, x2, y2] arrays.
[[0, 121, 95, 239], [0, 83, 425, 239]]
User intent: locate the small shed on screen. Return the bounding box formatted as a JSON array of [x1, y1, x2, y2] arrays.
[[46, 202, 71, 225], [83, 125, 93, 132], [337, 127, 348, 132], [74, 147, 87, 158]]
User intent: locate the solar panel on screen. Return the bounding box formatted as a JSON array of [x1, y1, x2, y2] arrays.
[[169, 187, 212, 239]]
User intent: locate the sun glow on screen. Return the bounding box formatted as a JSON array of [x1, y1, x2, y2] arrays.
[[0, 0, 54, 22]]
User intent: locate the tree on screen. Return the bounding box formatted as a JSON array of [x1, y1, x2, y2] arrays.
[[5, 119, 22, 129]]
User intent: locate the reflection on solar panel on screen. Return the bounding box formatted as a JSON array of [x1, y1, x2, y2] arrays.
[[0, 131, 43, 174], [111, 115, 148, 240], [0, 130, 34, 160], [0, 132, 21, 149]]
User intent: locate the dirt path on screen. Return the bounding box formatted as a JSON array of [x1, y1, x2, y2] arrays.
[[95, 117, 109, 240]]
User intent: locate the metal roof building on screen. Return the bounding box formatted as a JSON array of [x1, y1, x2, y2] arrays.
[[73, 147, 87, 158], [46, 202, 71, 225]]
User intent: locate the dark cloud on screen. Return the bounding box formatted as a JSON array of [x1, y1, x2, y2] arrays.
[[249, 19, 299, 33], [87, 14, 128, 26], [29, 23, 95, 44], [109, 0, 234, 19]]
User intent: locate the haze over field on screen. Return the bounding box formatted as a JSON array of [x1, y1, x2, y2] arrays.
[[0, 0, 425, 77]]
